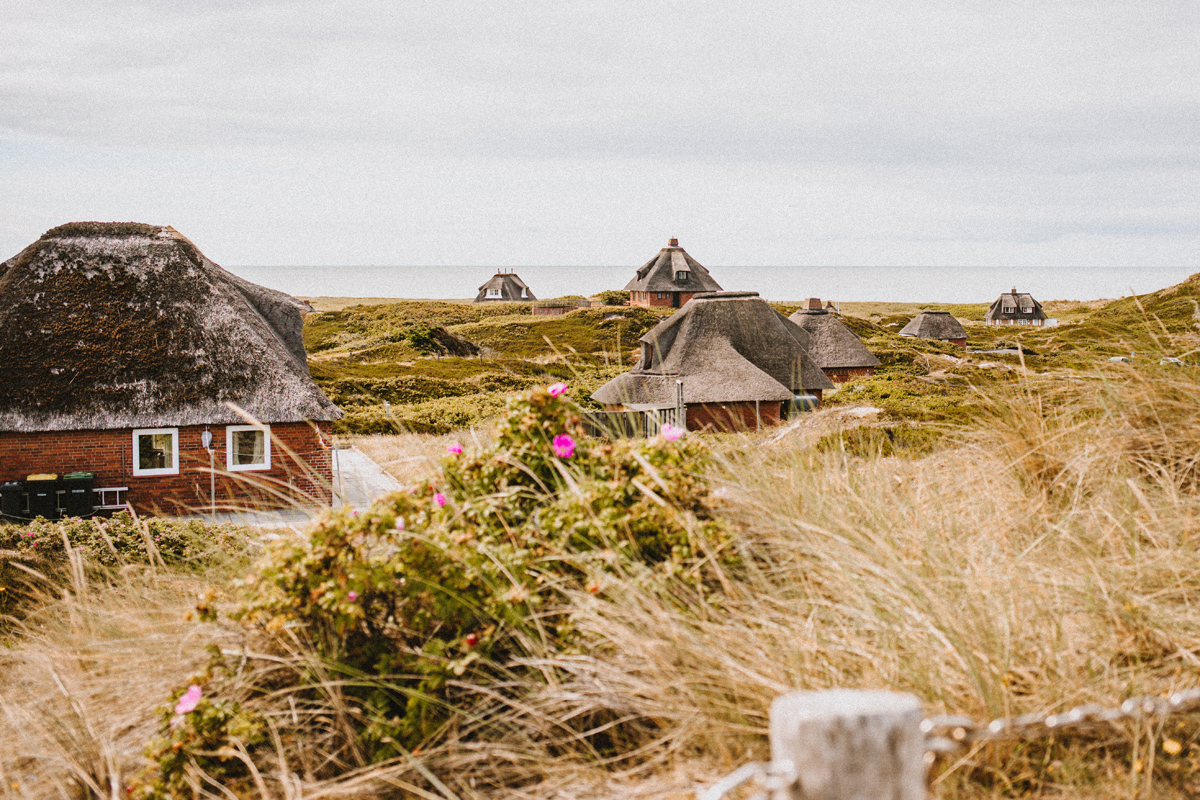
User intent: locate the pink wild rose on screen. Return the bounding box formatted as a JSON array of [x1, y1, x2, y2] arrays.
[[434, 492, 447, 507], [174, 685, 202, 715], [661, 423, 685, 441], [347, 591, 359, 602], [552, 434, 575, 458], [446, 442, 463, 455], [548, 382, 569, 397]]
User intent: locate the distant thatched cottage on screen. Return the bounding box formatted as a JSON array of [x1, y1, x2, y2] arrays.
[[592, 292, 833, 432], [985, 287, 1047, 326], [624, 239, 722, 309], [475, 271, 535, 303], [899, 310, 968, 348], [788, 299, 881, 383], [0, 222, 342, 515]]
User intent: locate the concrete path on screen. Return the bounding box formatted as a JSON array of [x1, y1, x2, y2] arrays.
[[330, 446, 403, 510], [181, 446, 401, 529]]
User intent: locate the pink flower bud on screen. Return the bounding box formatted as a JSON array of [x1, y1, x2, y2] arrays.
[[548, 382, 568, 397], [434, 492, 447, 507], [446, 442, 463, 455]]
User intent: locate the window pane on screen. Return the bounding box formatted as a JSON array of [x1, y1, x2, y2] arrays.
[[233, 429, 266, 465], [138, 433, 172, 470]]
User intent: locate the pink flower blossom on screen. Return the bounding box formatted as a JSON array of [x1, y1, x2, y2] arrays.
[[552, 434, 575, 458], [395, 518, 405, 531], [347, 591, 358, 602], [174, 685, 202, 715], [661, 423, 685, 441], [548, 382, 569, 397], [434, 492, 447, 507], [446, 442, 463, 455]]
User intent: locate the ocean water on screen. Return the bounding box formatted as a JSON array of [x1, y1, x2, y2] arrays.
[[228, 265, 1199, 305]]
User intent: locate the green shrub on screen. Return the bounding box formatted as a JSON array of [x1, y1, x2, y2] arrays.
[[137, 683, 264, 799], [596, 290, 630, 306], [0, 512, 253, 627], [815, 423, 945, 458], [140, 384, 729, 787]]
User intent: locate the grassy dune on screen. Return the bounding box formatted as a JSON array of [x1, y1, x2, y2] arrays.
[[5, 365, 1200, 797], [5, 281, 1200, 797]]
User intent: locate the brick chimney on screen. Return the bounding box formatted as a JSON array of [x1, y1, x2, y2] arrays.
[[805, 297, 822, 310], [668, 238, 678, 247]]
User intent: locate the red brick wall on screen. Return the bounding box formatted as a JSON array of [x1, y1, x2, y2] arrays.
[[0, 421, 333, 515], [685, 401, 784, 432], [824, 366, 875, 383], [630, 291, 686, 308], [948, 338, 967, 348]]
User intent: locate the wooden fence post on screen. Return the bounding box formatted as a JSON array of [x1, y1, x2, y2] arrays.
[[769, 690, 925, 800]]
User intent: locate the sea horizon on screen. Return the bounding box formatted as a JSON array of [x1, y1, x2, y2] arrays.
[[226, 264, 1199, 305]]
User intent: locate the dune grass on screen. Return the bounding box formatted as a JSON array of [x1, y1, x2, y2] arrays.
[[5, 366, 1200, 798]]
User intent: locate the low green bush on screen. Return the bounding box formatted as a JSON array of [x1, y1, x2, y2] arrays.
[[596, 290, 630, 306], [815, 423, 946, 458], [136, 384, 729, 791], [0, 512, 253, 626]]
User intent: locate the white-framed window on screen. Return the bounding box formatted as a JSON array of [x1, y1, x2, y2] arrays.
[[1003, 306, 1015, 313], [1022, 307, 1032, 313], [226, 425, 271, 471], [520, 287, 528, 298], [132, 428, 179, 476], [486, 288, 501, 298], [675, 270, 689, 280]]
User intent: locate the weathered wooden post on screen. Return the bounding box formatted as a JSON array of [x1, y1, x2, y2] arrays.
[[769, 690, 925, 800]]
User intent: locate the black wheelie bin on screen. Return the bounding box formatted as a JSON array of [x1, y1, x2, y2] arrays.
[[1, 480, 24, 520], [62, 471, 95, 518], [26, 473, 60, 520]]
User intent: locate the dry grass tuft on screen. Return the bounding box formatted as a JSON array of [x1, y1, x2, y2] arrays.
[[0, 567, 244, 797]]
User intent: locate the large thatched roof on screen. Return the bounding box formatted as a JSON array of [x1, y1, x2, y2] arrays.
[[475, 271, 535, 302], [984, 288, 1047, 322], [623, 240, 722, 294], [788, 309, 881, 369], [899, 310, 968, 341], [592, 292, 832, 408], [0, 222, 342, 432]]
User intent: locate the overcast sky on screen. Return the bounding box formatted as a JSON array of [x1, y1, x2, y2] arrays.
[[2, 1, 1198, 268]]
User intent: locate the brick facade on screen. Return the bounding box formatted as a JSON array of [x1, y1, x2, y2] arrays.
[[629, 291, 696, 308], [0, 421, 333, 515]]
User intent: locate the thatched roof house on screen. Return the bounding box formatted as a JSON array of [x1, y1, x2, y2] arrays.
[[985, 287, 1047, 326], [592, 292, 832, 431], [899, 310, 968, 347], [788, 302, 881, 383], [0, 222, 341, 514], [624, 238, 722, 309], [475, 270, 535, 303]]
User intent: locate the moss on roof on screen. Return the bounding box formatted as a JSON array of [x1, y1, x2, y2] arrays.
[[0, 223, 341, 432]]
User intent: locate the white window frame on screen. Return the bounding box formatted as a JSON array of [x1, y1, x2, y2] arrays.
[[486, 288, 502, 298], [132, 428, 180, 476], [520, 287, 528, 298], [226, 424, 272, 472]]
